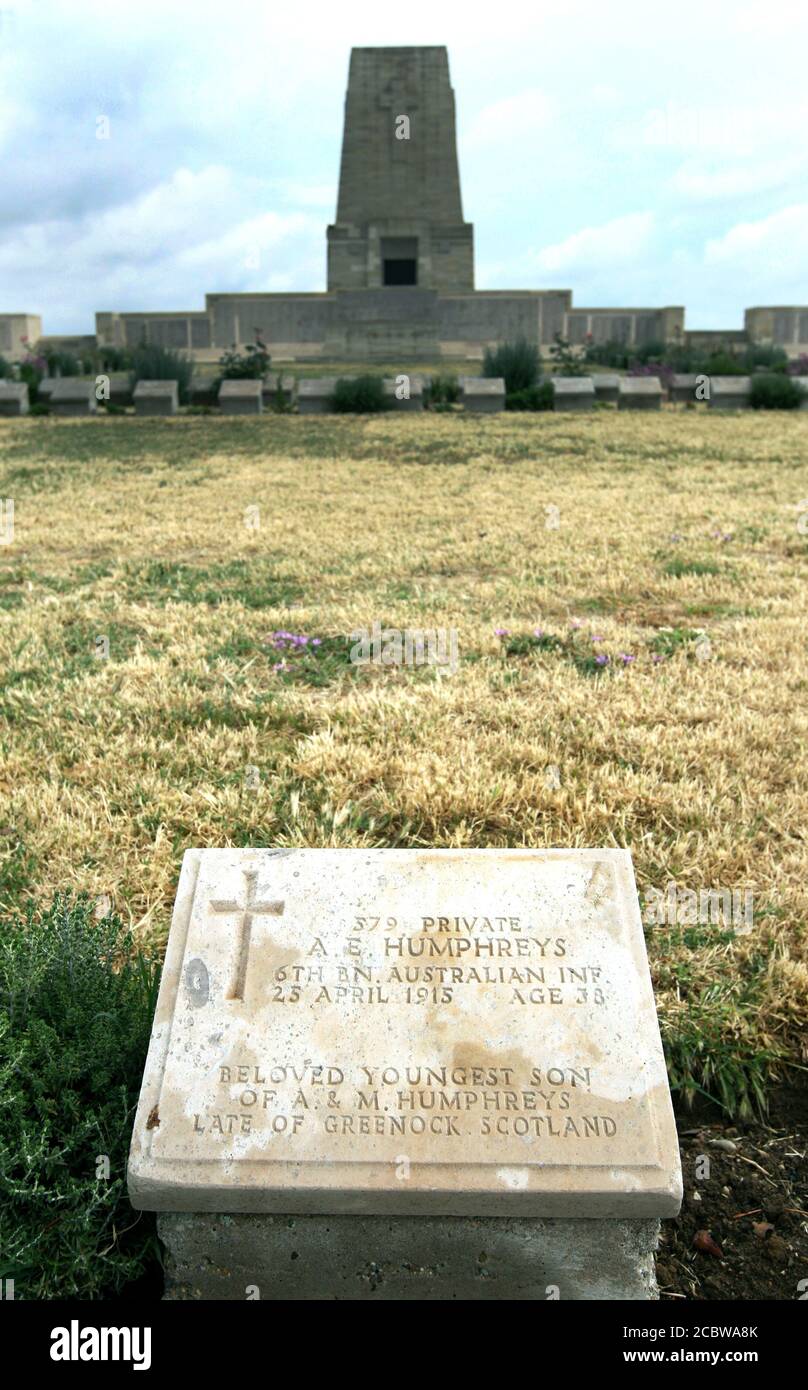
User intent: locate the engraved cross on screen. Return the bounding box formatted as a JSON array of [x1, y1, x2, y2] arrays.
[[209, 869, 285, 1001]]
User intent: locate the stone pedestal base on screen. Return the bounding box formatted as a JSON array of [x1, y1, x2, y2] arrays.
[[159, 1213, 660, 1301]]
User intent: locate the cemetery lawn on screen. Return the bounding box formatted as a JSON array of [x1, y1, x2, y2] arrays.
[[1, 409, 807, 1120]]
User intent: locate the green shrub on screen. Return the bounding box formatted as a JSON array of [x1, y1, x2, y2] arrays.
[[506, 382, 554, 411], [18, 362, 44, 404], [330, 374, 389, 413], [744, 344, 788, 372], [129, 344, 193, 404], [749, 373, 804, 410], [29, 402, 50, 416], [265, 380, 293, 414], [217, 340, 271, 381], [483, 339, 540, 393], [584, 338, 631, 369], [0, 355, 10, 378], [548, 334, 589, 378], [702, 350, 747, 376], [0, 895, 160, 1299], [425, 372, 459, 406], [94, 346, 132, 373], [44, 350, 83, 377]]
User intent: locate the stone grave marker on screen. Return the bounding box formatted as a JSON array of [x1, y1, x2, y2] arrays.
[[794, 376, 808, 410], [129, 848, 681, 1300], [133, 379, 178, 416], [0, 381, 29, 416], [460, 376, 505, 412], [618, 377, 662, 411], [669, 373, 701, 405], [219, 379, 263, 414], [50, 379, 97, 416], [552, 377, 595, 411], [707, 376, 751, 410], [297, 377, 338, 414]]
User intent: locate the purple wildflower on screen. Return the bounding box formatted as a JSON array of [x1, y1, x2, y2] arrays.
[[595, 653, 609, 666], [494, 628, 510, 637]]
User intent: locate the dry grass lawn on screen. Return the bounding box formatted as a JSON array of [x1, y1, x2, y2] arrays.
[[1, 408, 806, 1114]]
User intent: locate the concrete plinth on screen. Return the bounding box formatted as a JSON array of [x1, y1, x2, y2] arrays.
[[219, 379, 263, 414], [669, 374, 701, 404], [460, 376, 505, 412], [50, 380, 97, 416], [133, 379, 178, 416], [159, 1212, 660, 1301], [552, 377, 595, 411], [708, 376, 751, 410], [618, 377, 663, 411], [0, 382, 29, 416], [297, 378, 338, 413]]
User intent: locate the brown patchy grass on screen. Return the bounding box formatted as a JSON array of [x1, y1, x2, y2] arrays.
[[0, 409, 806, 1114]]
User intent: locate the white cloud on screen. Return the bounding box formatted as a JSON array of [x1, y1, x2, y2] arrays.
[[531, 212, 655, 275], [0, 164, 323, 321], [669, 157, 808, 202], [704, 203, 808, 277], [464, 89, 555, 148]]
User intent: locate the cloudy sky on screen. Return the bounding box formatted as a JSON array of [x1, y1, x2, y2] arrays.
[[1, 0, 806, 334]]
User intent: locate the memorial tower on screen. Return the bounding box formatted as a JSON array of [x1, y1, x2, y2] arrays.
[[327, 46, 475, 293]]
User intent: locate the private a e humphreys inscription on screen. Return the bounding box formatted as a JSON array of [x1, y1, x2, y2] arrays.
[[128, 848, 682, 1217]]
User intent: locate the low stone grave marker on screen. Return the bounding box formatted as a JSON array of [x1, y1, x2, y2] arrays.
[[591, 373, 620, 404], [297, 377, 338, 414], [669, 374, 701, 405], [618, 377, 663, 411], [0, 381, 29, 416], [133, 379, 178, 416], [50, 379, 97, 416], [794, 377, 808, 410], [219, 379, 263, 415], [129, 847, 681, 1300], [460, 376, 505, 413], [552, 377, 595, 411], [707, 376, 751, 410]]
